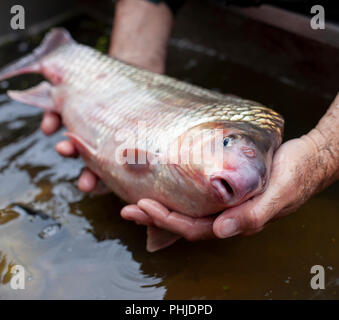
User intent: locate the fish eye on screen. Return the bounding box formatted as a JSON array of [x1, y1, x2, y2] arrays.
[[223, 135, 237, 147]]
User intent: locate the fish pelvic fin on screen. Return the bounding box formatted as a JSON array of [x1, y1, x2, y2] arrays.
[[0, 28, 74, 82], [64, 132, 97, 158], [7, 81, 57, 111], [122, 148, 156, 173], [146, 226, 181, 252]]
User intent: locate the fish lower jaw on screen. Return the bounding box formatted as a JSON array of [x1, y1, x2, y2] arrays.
[[210, 178, 234, 205]]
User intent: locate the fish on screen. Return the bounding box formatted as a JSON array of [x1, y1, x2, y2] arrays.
[[0, 28, 284, 252]]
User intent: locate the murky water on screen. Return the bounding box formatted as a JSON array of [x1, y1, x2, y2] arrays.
[[0, 17, 338, 300]]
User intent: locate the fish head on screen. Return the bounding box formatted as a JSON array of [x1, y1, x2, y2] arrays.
[[181, 122, 279, 208]]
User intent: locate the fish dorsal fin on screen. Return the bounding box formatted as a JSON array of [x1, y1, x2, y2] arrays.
[[7, 81, 56, 111], [34, 28, 74, 58]]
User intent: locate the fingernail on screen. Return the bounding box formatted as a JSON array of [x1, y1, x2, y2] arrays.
[[220, 219, 239, 238]]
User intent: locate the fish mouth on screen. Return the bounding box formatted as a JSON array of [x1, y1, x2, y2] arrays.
[[210, 167, 263, 205], [210, 174, 236, 204]]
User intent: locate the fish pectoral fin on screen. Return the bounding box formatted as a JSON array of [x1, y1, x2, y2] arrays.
[[146, 226, 181, 252], [7, 81, 57, 111], [64, 132, 97, 157], [122, 148, 156, 173]]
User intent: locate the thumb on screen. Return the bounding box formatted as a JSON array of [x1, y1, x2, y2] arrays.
[[213, 189, 283, 239]]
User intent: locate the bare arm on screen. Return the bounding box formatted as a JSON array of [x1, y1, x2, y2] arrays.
[[305, 97, 339, 191], [110, 0, 172, 73]]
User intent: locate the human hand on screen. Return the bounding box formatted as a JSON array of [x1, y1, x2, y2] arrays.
[[211, 92, 336, 238]]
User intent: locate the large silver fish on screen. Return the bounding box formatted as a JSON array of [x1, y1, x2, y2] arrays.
[[0, 29, 284, 251]]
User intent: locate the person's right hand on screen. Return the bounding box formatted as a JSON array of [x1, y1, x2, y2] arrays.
[[41, 0, 172, 193]]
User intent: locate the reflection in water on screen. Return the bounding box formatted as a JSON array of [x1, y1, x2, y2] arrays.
[[0, 17, 338, 299]]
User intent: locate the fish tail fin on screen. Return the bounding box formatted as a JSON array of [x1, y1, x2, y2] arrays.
[[0, 28, 74, 81], [146, 226, 181, 252]]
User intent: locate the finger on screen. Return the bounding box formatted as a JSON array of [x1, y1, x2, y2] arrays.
[[213, 192, 282, 239], [77, 168, 98, 192], [137, 199, 215, 241], [56, 140, 79, 157], [121, 205, 154, 226], [41, 112, 61, 135]]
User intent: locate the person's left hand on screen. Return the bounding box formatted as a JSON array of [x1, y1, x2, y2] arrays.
[[121, 135, 325, 240]]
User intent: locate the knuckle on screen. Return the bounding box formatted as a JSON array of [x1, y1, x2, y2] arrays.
[[246, 209, 263, 230]]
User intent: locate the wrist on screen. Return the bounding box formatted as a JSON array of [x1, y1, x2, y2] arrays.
[[310, 94, 339, 185], [303, 127, 338, 192], [300, 132, 328, 193]]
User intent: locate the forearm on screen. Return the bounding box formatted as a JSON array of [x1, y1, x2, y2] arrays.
[[303, 93, 339, 192], [109, 0, 173, 73]]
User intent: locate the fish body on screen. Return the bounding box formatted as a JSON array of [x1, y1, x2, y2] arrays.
[[0, 29, 284, 251]]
